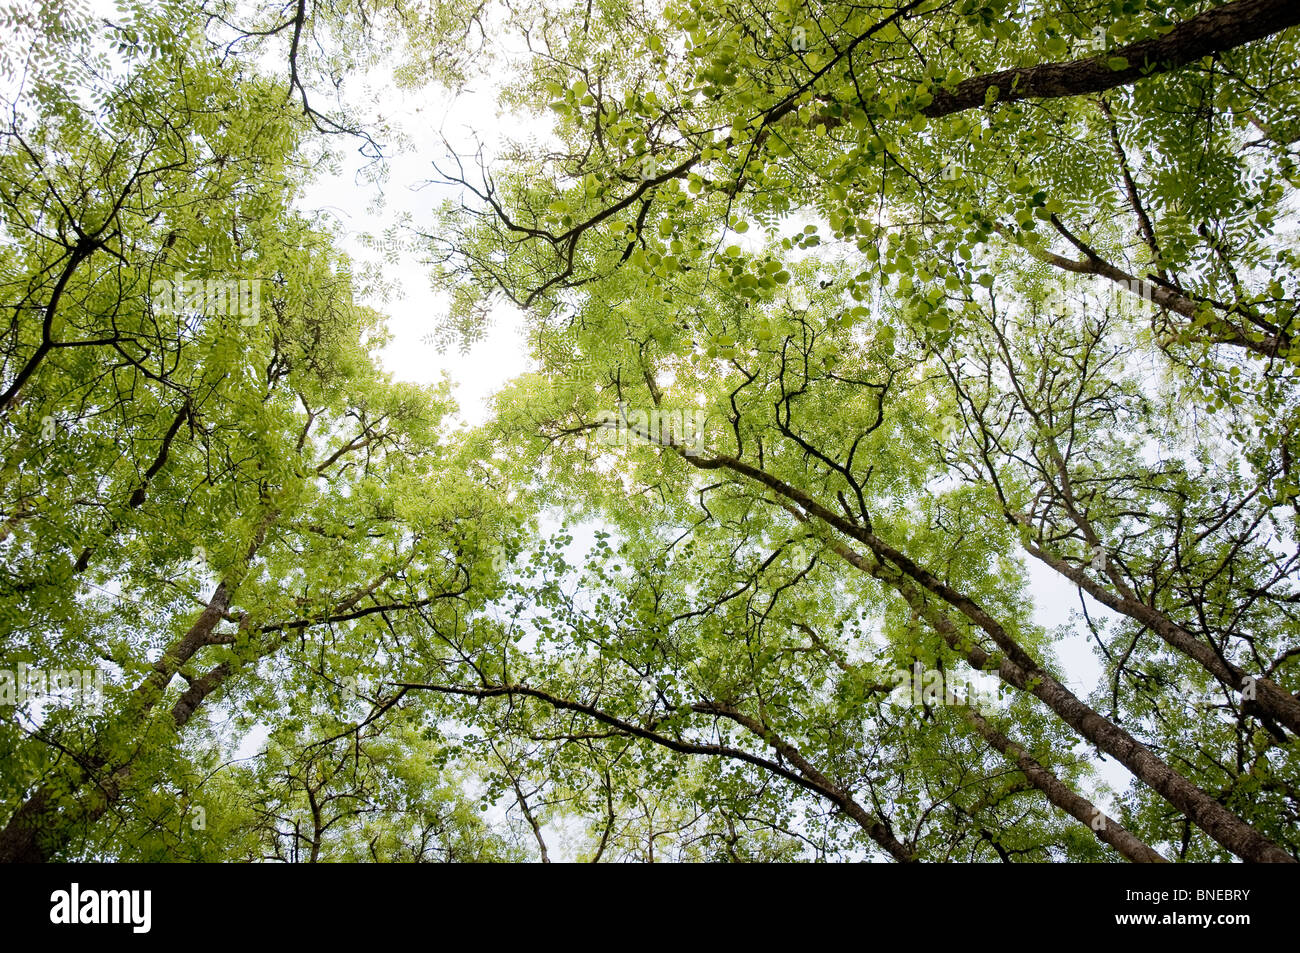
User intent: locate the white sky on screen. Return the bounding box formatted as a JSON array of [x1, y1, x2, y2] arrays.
[[298, 73, 535, 427]]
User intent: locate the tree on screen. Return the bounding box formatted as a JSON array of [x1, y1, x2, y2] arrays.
[[0, 2, 522, 861], [428, 0, 1300, 861], [4, 0, 1299, 863]]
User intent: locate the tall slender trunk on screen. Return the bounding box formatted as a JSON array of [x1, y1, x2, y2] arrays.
[[678, 446, 1293, 862], [0, 583, 231, 862], [964, 710, 1167, 863]]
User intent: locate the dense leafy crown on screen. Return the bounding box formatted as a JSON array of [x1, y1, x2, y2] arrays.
[[1, 0, 1298, 862]]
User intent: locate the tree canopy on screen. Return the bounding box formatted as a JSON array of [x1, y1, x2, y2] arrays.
[[1, 0, 1299, 862]]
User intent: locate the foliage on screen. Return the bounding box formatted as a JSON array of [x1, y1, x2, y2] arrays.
[[2, 0, 1299, 861]]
